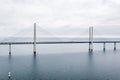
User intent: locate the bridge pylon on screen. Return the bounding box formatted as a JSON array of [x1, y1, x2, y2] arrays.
[[89, 27, 93, 52], [33, 23, 36, 55]]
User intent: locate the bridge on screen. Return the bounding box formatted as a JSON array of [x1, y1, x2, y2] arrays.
[[0, 41, 119, 45], [0, 23, 119, 55], [1, 40, 118, 54]]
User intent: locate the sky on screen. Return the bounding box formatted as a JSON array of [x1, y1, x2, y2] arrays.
[[0, 0, 120, 37]]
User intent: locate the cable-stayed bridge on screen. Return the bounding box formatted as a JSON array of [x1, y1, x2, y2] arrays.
[[0, 23, 119, 54]]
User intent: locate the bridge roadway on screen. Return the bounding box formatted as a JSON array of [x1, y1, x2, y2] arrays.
[[0, 41, 119, 45]]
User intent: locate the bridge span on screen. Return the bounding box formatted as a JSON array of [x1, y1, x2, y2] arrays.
[[0, 41, 118, 55], [0, 41, 119, 45]]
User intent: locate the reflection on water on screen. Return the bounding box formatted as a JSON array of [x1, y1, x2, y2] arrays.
[[0, 50, 120, 80], [30, 54, 39, 80], [8, 55, 12, 80], [87, 52, 96, 79]]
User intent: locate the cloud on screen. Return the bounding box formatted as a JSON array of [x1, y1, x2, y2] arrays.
[[0, 0, 120, 37]]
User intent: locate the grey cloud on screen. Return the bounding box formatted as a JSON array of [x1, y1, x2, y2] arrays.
[[0, 0, 120, 37]]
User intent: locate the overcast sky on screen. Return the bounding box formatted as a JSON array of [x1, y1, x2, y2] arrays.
[[0, 0, 120, 37]]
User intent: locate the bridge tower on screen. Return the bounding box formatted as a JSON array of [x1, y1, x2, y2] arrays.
[[33, 23, 36, 55], [89, 27, 93, 52]]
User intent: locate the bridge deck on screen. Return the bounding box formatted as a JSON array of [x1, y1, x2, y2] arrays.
[[0, 41, 119, 45]]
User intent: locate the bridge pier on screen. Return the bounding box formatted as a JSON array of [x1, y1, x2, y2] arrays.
[[9, 44, 11, 55], [33, 23, 36, 55], [89, 27, 93, 52], [89, 42, 93, 52], [103, 43, 106, 51], [114, 42, 116, 51]]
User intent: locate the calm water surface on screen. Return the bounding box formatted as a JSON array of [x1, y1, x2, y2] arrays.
[[0, 44, 120, 80]]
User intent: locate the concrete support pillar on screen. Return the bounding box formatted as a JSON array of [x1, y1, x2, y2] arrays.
[[114, 42, 116, 50], [89, 27, 93, 52], [34, 23, 36, 55], [9, 44, 11, 55], [103, 43, 106, 51]]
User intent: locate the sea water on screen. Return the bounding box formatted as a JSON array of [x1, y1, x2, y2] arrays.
[[0, 38, 120, 80]]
